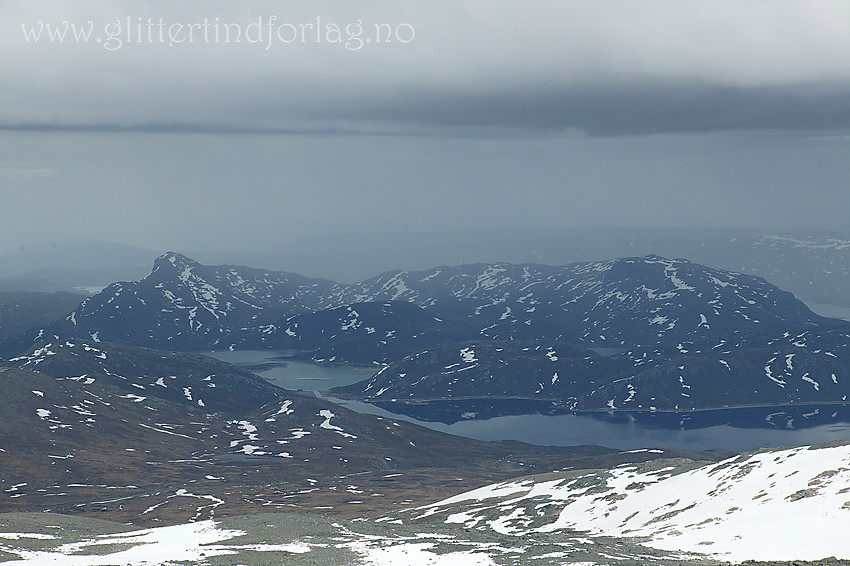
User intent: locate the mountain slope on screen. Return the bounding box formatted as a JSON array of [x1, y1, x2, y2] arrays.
[[225, 301, 474, 364], [410, 442, 850, 562], [333, 326, 850, 419], [9, 339, 280, 414]]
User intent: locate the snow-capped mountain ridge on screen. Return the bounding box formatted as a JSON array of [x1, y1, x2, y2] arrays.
[[59, 252, 345, 349], [47, 252, 824, 354]]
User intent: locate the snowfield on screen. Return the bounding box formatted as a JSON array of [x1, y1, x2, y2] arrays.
[[0, 519, 507, 565], [419, 442, 850, 562], [0, 521, 309, 565]]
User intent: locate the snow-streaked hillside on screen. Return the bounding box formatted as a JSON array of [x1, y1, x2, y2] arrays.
[[414, 442, 850, 562]]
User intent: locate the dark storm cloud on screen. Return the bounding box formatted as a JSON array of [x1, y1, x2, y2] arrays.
[[5, 83, 850, 137], [311, 83, 850, 136], [4, 1, 850, 137], [0, 122, 360, 137]]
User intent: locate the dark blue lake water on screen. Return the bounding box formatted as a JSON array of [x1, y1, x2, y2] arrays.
[[205, 350, 850, 453]]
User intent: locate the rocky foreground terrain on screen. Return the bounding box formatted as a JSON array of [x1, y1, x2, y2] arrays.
[[1, 442, 849, 564]]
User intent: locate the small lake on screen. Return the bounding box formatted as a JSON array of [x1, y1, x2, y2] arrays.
[[205, 350, 850, 453], [204, 350, 376, 391]]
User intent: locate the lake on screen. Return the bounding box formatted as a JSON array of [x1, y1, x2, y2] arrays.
[[205, 350, 376, 390], [205, 350, 850, 453], [322, 396, 850, 453]]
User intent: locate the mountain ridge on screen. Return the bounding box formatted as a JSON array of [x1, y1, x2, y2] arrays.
[[30, 251, 828, 351]]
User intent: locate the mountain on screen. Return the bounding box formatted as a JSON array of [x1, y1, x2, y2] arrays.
[[5, 229, 850, 307], [343, 253, 822, 348], [3, 248, 850, 564], [14, 252, 850, 422], [2, 340, 695, 526], [40, 252, 342, 350], [325, 256, 850, 419], [331, 340, 636, 421]]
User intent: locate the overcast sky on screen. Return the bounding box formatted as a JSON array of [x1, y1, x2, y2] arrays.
[[2, 0, 850, 257]]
